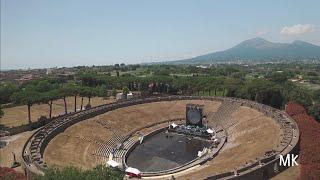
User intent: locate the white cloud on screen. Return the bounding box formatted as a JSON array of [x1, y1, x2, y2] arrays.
[[281, 24, 315, 35]]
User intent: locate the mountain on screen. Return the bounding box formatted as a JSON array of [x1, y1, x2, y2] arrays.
[[167, 38, 320, 64]]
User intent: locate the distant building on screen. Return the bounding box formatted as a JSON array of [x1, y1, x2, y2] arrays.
[[46, 68, 53, 75], [290, 75, 305, 83], [15, 74, 39, 84], [116, 93, 126, 100], [127, 93, 133, 99], [196, 65, 210, 69]]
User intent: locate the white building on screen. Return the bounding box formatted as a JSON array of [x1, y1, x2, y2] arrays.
[[116, 93, 126, 100]]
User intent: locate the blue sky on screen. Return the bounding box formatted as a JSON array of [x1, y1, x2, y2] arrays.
[[1, 0, 320, 69]]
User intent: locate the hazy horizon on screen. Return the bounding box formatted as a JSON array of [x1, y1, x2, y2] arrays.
[[1, 0, 320, 69]]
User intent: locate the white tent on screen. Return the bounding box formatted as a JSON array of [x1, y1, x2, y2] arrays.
[[116, 93, 125, 100], [170, 123, 178, 128], [198, 147, 208, 157], [139, 136, 144, 144], [106, 160, 119, 168], [108, 152, 114, 161], [127, 93, 133, 99], [206, 128, 214, 134], [197, 151, 203, 157], [125, 167, 141, 175]]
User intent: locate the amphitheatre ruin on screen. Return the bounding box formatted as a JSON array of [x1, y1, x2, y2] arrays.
[[21, 96, 299, 179]]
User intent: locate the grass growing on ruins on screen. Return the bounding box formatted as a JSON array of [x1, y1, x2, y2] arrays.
[[34, 165, 124, 180]]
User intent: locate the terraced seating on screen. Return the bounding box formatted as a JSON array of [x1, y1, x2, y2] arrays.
[[112, 138, 137, 169], [207, 100, 241, 130], [92, 130, 126, 165]]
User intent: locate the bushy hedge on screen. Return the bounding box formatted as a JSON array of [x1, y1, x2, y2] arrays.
[[34, 165, 124, 180], [285, 102, 320, 179], [0, 167, 25, 180]]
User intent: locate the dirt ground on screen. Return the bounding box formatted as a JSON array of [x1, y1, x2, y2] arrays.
[[44, 100, 221, 169], [0, 97, 116, 128], [271, 165, 300, 180], [0, 130, 35, 173]]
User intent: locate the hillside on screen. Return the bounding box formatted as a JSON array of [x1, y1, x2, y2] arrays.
[[167, 38, 320, 64]]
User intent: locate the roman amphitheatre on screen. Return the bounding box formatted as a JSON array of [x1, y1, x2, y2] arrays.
[[21, 96, 299, 179]]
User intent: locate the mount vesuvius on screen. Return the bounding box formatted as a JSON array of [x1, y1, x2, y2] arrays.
[[167, 38, 320, 64]]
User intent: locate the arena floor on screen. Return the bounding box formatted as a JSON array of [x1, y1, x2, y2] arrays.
[[43, 100, 282, 179]]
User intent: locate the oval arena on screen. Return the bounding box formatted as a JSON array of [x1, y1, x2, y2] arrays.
[[22, 96, 299, 179]]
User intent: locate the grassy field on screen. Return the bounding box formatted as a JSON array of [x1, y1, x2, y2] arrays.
[[0, 97, 116, 128]]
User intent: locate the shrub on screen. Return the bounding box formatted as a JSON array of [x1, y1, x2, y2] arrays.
[[0, 167, 25, 180], [285, 102, 320, 179]]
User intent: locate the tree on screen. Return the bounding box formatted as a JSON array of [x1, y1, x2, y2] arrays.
[[214, 78, 224, 96], [0, 83, 19, 104], [203, 78, 214, 96], [79, 87, 86, 111], [239, 79, 273, 100], [36, 81, 53, 92], [153, 69, 170, 76], [78, 73, 98, 87], [282, 83, 313, 108], [41, 90, 60, 119], [62, 84, 82, 113], [69, 85, 80, 112], [82, 87, 97, 108], [224, 78, 243, 97], [313, 90, 320, 102], [38, 93, 51, 119], [11, 90, 41, 124], [269, 90, 284, 109], [96, 85, 107, 97], [122, 86, 129, 95], [112, 88, 117, 97], [172, 77, 189, 95], [58, 86, 73, 114], [267, 71, 291, 83], [0, 105, 4, 118], [254, 88, 283, 108], [308, 102, 320, 122]]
